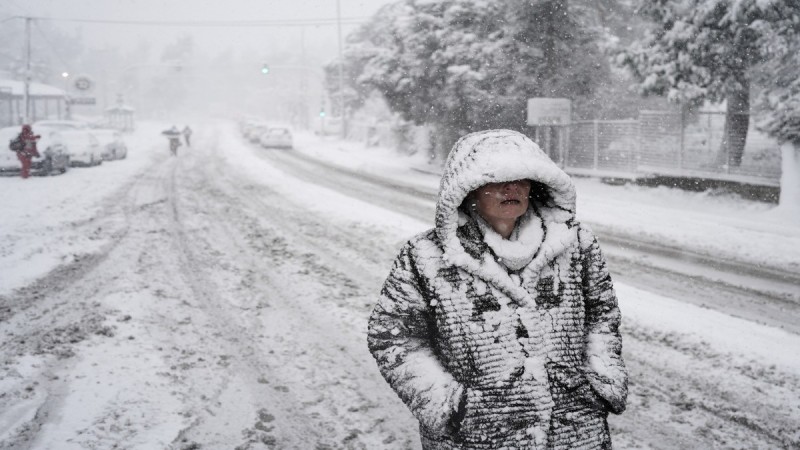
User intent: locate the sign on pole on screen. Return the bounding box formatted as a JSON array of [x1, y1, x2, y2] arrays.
[[73, 76, 94, 92], [68, 97, 96, 105], [527, 98, 572, 126]]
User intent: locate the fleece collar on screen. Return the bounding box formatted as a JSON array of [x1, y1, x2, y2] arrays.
[[471, 209, 543, 271]]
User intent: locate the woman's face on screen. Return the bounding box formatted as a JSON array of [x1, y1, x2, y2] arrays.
[[472, 179, 532, 223]]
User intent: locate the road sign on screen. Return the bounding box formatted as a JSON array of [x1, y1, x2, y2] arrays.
[[68, 97, 96, 105], [74, 76, 94, 92], [527, 98, 572, 125]]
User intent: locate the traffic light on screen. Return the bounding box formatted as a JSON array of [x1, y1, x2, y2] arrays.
[[319, 108, 326, 117], [261, 63, 270, 75]]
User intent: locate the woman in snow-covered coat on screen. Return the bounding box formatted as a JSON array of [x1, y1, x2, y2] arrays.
[[367, 129, 627, 449]]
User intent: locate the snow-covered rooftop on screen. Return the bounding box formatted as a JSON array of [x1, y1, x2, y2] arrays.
[[0, 78, 66, 98]]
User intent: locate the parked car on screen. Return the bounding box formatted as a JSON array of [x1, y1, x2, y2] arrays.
[[32, 120, 89, 131], [239, 118, 262, 135], [55, 129, 103, 167], [0, 126, 70, 176], [259, 127, 293, 149], [246, 124, 270, 143], [93, 129, 128, 161]]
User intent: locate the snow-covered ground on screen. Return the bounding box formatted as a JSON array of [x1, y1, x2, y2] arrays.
[[292, 132, 800, 276], [0, 120, 798, 449]]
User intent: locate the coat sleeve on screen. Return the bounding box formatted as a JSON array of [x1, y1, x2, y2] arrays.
[[578, 226, 628, 414], [367, 241, 464, 436]]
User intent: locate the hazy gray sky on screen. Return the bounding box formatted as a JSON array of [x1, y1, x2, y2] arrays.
[[5, 0, 393, 63], [1, 0, 397, 119]]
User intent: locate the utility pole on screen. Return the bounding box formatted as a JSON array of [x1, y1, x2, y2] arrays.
[[336, 0, 346, 139], [300, 26, 309, 130], [24, 17, 32, 123]]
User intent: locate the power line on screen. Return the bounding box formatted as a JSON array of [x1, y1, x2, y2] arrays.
[[17, 15, 367, 28]]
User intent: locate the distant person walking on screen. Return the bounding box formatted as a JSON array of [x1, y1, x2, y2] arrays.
[[182, 125, 192, 147], [162, 126, 182, 156], [12, 125, 41, 179]]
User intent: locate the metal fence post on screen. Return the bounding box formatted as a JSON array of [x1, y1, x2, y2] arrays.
[[593, 120, 599, 170], [563, 125, 570, 170], [636, 115, 642, 175], [678, 108, 685, 170]]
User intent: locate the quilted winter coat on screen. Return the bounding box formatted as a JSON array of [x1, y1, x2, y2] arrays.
[[367, 130, 628, 449]]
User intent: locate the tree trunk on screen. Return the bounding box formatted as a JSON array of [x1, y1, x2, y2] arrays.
[[542, 1, 569, 80], [778, 141, 800, 219], [719, 80, 750, 168]]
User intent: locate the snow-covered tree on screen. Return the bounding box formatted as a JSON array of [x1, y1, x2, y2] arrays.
[[753, 8, 800, 217], [619, 0, 800, 168], [336, 0, 609, 157]]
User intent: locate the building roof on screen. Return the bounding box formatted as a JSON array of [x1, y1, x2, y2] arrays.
[[0, 78, 66, 98], [106, 104, 135, 113]]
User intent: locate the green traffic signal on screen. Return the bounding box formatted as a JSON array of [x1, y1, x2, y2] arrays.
[[319, 110, 326, 117], [261, 64, 270, 74]]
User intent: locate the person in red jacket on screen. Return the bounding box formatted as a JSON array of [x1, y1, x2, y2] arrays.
[[16, 124, 41, 179]]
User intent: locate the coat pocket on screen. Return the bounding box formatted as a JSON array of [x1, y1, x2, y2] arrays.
[[548, 363, 610, 415], [452, 388, 500, 445]]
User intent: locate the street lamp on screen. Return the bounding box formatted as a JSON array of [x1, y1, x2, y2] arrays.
[[60, 72, 71, 119]]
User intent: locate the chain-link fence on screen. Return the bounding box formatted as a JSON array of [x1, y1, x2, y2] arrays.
[[567, 119, 639, 174], [552, 111, 781, 186], [345, 110, 781, 187]]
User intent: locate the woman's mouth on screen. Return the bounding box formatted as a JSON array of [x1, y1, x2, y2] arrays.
[[501, 199, 520, 205]]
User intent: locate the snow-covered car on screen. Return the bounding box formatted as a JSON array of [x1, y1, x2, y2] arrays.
[[259, 127, 293, 149], [246, 124, 270, 143], [0, 126, 70, 176], [93, 129, 128, 161], [32, 119, 89, 131], [54, 129, 103, 167], [239, 119, 262, 135]]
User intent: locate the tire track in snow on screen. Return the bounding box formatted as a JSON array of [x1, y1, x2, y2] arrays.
[[0, 151, 198, 448], [158, 135, 337, 448], [138, 130, 418, 449], [187, 130, 419, 448]]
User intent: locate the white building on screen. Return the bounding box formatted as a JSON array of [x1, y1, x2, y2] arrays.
[[0, 78, 68, 127]]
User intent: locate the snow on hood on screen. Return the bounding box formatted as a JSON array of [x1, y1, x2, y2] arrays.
[[434, 129, 577, 245]]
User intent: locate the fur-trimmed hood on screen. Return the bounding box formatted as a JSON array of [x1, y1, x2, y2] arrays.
[[434, 129, 579, 298]]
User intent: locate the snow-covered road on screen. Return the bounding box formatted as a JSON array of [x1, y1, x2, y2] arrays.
[[1, 121, 798, 449]]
